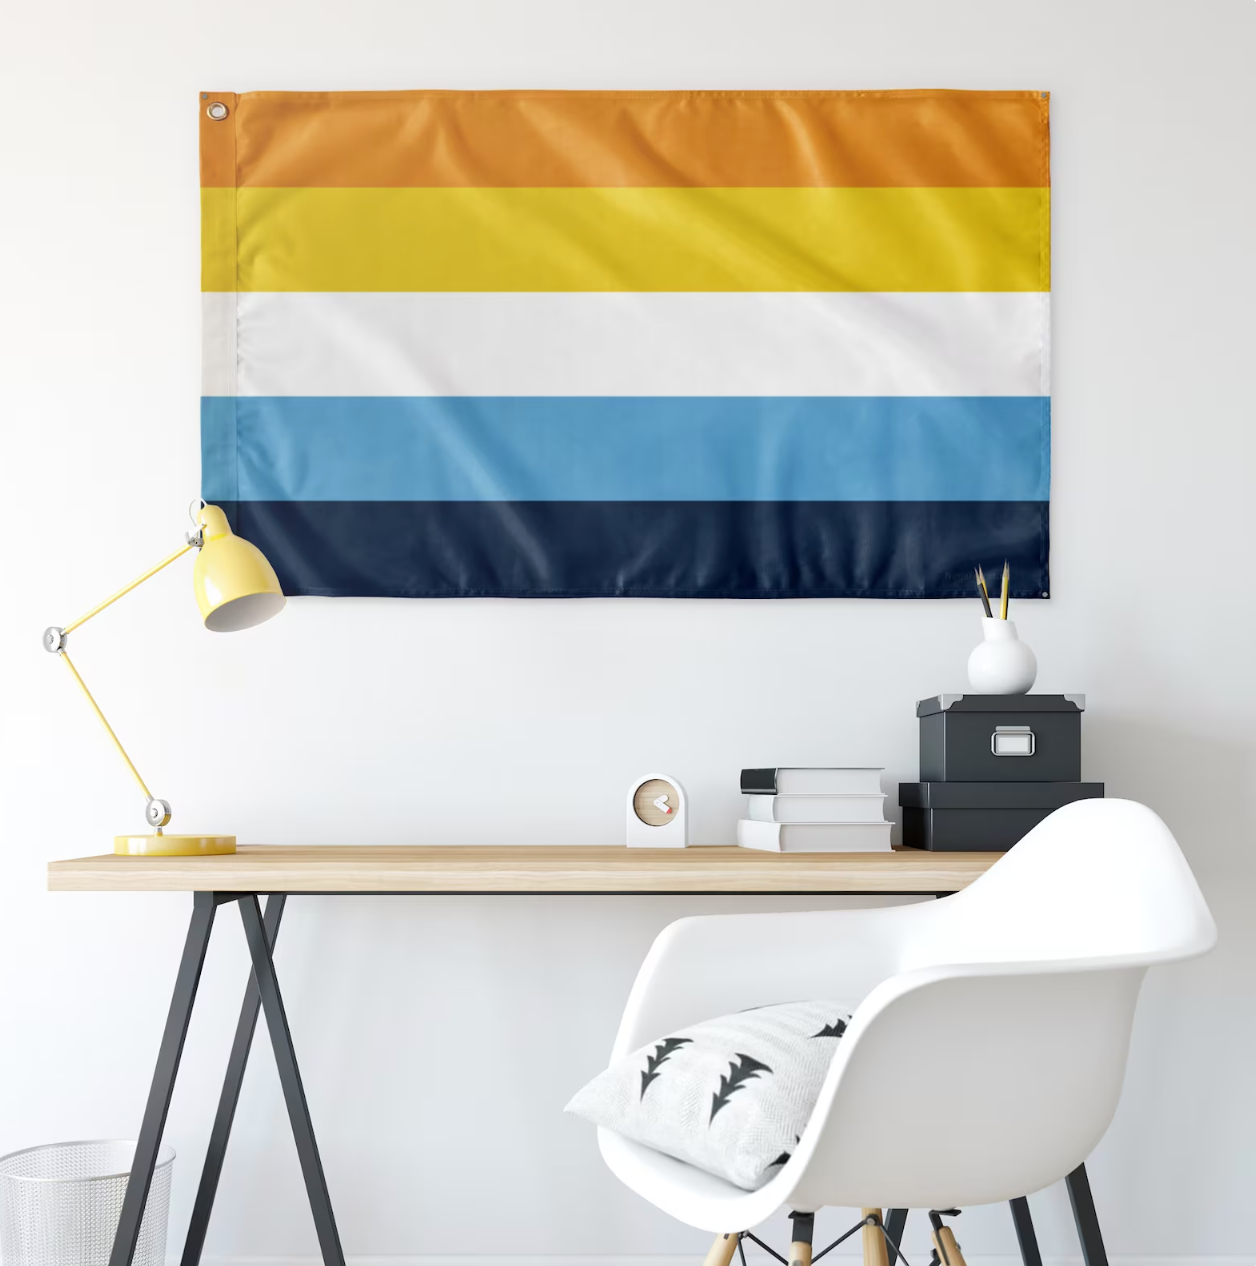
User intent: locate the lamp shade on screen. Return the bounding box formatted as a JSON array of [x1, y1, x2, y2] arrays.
[[192, 505, 286, 632]]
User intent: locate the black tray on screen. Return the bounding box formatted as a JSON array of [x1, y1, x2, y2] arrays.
[[898, 780, 1104, 851]]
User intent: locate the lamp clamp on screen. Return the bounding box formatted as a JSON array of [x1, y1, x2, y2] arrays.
[[43, 626, 66, 654]]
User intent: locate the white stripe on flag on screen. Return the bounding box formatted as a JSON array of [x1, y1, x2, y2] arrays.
[[203, 291, 1049, 398], [201, 291, 236, 398]]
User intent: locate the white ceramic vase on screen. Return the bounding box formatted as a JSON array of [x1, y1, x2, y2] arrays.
[[968, 618, 1037, 694]]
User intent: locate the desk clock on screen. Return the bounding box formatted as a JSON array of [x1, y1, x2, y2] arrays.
[[626, 773, 688, 847]]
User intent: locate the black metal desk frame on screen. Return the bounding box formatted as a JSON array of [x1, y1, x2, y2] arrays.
[[108, 890, 1111, 1266]]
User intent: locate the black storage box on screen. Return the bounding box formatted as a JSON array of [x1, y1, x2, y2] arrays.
[[899, 781, 1105, 851], [918, 694, 1085, 783]]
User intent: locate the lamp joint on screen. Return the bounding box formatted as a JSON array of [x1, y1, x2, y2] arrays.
[[43, 626, 66, 654], [146, 798, 173, 832]]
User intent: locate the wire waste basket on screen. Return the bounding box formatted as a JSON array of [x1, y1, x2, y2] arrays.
[[0, 1140, 173, 1266]]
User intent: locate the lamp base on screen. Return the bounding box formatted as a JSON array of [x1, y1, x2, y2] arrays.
[[114, 834, 237, 857]]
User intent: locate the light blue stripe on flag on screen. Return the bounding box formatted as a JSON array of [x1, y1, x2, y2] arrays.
[[202, 396, 1049, 503], [200, 396, 238, 504]]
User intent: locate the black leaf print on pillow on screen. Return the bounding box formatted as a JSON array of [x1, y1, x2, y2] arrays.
[[811, 1017, 848, 1038], [769, 1134, 802, 1168], [710, 1053, 773, 1122], [640, 1037, 693, 1099]]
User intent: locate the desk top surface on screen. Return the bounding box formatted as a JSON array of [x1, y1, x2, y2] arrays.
[[47, 845, 999, 894]]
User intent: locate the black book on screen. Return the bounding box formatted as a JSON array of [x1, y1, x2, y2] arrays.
[[741, 768, 883, 796]]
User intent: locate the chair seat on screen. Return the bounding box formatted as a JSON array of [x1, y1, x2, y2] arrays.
[[597, 1128, 798, 1233]]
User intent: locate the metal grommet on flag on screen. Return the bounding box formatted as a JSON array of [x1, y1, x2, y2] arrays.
[[206, 102, 229, 121]]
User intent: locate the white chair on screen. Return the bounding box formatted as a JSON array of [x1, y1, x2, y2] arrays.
[[595, 799, 1216, 1266]]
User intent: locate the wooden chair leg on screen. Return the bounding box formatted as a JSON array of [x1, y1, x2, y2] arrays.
[[702, 1232, 740, 1266], [790, 1240, 813, 1266], [790, 1211, 816, 1266], [863, 1209, 890, 1266], [933, 1224, 968, 1266]]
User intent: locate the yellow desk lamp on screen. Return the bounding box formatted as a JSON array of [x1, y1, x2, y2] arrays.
[[43, 501, 285, 857]]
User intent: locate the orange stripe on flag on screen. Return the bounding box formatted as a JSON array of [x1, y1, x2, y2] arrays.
[[199, 92, 238, 189], [199, 89, 1049, 190]]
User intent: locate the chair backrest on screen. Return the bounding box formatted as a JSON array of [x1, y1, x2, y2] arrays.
[[785, 799, 1215, 1211], [906, 797, 1217, 970]]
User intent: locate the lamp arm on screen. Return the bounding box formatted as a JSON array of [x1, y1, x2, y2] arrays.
[[62, 540, 196, 636], [58, 651, 153, 801], [44, 537, 200, 832]]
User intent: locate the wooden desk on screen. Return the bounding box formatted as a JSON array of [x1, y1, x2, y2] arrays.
[[48, 844, 998, 895], [49, 845, 1001, 1266]]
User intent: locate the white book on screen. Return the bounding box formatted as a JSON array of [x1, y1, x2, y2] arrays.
[[746, 793, 888, 824], [737, 819, 893, 853], [741, 767, 884, 796]]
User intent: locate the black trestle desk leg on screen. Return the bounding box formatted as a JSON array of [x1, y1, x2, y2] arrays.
[[239, 895, 345, 1266], [109, 892, 218, 1266], [884, 1210, 909, 1261], [1009, 1197, 1042, 1266], [1066, 1164, 1109, 1266], [181, 894, 287, 1266]]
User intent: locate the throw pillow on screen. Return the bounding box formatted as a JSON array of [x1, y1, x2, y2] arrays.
[[565, 999, 852, 1190]]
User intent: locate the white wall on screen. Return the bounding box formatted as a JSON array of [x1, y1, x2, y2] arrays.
[[1, 1, 1254, 1262]]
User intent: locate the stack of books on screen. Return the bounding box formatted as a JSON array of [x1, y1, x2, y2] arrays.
[[737, 767, 891, 852]]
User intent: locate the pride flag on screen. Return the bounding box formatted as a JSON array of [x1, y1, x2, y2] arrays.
[[200, 89, 1050, 598]]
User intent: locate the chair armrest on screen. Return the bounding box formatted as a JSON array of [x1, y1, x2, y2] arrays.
[[610, 902, 932, 1058], [783, 961, 1147, 1211]]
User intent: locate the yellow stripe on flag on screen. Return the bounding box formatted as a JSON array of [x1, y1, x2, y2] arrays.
[[203, 186, 1049, 293], [201, 185, 237, 293]]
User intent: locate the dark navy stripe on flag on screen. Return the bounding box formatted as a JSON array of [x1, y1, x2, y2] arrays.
[[215, 500, 1050, 599], [202, 396, 1050, 504]]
